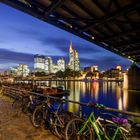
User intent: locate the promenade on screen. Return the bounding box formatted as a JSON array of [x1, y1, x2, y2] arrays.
[[0, 95, 58, 140]]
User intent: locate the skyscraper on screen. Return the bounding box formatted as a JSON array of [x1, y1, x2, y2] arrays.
[[57, 58, 65, 72], [34, 55, 45, 72], [10, 64, 30, 77], [45, 56, 53, 74], [69, 42, 80, 71], [34, 55, 53, 74]]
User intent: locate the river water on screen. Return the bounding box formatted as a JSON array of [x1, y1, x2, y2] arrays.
[[35, 79, 140, 119]]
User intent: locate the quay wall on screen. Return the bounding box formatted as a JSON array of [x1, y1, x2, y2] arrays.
[[128, 64, 140, 90]]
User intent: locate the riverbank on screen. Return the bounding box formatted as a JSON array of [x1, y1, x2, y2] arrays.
[[0, 95, 58, 140]]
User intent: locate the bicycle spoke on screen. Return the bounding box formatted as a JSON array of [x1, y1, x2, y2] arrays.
[[66, 118, 92, 140]]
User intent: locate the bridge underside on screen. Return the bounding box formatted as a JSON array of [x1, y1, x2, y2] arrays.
[[1, 0, 140, 63]]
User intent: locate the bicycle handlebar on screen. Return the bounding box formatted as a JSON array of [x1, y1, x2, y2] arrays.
[[87, 102, 105, 109]]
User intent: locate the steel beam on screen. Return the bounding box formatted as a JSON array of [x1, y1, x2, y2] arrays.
[[115, 39, 140, 50], [48, 16, 98, 23], [72, 0, 97, 18], [27, 0, 46, 10], [121, 46, 140, 54], [1, 0, 116, 53], [101, 28, 140, 41], [115, 19, 140, 25], [2, 0, 140, 63], [106, 0, 113, 13], [44, 0, 66, 17], [81, 1, 140, 32]]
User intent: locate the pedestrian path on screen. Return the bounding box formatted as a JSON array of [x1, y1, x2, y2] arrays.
[[0, 96, 58, 140]]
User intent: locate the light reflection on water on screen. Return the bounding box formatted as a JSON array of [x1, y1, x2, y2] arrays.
[[25, 77, 140, 117], [43, 80, 140, 116]]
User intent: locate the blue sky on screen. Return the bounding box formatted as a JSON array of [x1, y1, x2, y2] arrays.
[[0, 3, 132, 72]]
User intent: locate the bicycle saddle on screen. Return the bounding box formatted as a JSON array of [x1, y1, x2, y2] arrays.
[[112, 117, 128, 124]]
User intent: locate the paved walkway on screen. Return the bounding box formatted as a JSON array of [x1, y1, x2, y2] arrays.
[[0, 95, 59, 140]]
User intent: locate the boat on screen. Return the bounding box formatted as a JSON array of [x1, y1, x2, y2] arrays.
[[32, 86, 70, 98], [43, 87, 70, 97]]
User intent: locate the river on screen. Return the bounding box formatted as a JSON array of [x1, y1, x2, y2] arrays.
[[33, 79, 140, 120]]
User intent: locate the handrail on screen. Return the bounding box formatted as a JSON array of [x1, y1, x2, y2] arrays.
[[2, 85, 140, 117]]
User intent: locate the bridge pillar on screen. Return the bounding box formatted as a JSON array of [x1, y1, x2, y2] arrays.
[[128, 63, 140, 90]]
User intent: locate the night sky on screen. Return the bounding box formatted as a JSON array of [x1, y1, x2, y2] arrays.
[[0, 3, 132, 72]]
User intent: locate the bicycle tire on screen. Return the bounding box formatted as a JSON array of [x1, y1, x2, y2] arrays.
[[31, 105, 44, 128], [105, 124, 128, 140], [54, 112, 74, 139], [65, 118, 93, 140]]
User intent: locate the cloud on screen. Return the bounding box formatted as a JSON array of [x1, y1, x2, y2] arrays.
[[74, 42, 103, 54], [10, 26, 42, 38], [80, 56, 131, 70], [0, 48, 69, 70], [40, 37, 69, 45], [0, 48, 34, 69], [0, 3, 131, 71], [38, 37, 104, 56], [39, 37, 70, 53], [0, 38, 5, 43]]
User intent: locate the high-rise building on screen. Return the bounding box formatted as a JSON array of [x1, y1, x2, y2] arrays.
[[69, 42, 80, 71], [10, 64, 30, 77], [52, 64, 59, 73], [45, 57, 53, 74], [10, 66, 18, 76], [84, 65, 98, 72], [34, 44, 74, 74], [57, 58, 65, 72], [91, 65, 98, 72], [34, 55, 45, 72], [34, 55, 53, 74]]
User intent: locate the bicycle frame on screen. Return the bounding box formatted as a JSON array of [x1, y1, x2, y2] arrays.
[[42, 98, 65, 124], [78, 112, 128, 140]]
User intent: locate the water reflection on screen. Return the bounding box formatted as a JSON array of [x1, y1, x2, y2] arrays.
[[91, 82, 99, 101], [34, 78, 140, 115], [67, 82, 80, 113], [123, 89, 128, 110]]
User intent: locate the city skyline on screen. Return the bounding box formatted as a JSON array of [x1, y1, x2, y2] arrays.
[[34, 42, 79, 74], [0, 3, 132, 72]]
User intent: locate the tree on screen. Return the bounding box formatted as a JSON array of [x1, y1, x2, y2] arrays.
[[55, 70, 64, 78], [86, 72, 96, 79], [64, 68, 73, 78], [35, 71, 46, 76]]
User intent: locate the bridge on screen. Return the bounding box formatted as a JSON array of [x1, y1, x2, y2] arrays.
[[1, 0, 140, 64], [1, 0, 140, 90]]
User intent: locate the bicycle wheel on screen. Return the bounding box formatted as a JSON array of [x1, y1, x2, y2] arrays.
[[54, 112, 74, 139], [65, 118, 93, 140], [31, 105, 44, 128], [106, 124, 128, 140]]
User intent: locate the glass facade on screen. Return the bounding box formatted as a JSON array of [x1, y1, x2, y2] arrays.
[[69, 42, 80, 71]]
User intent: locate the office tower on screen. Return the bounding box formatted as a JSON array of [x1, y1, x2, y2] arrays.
[[57, 57, 65, 72], [69, 42, 80, 71], [34, 55, 45, 72]]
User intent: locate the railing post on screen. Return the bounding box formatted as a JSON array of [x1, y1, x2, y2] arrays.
[[79, 105, 82, 118]]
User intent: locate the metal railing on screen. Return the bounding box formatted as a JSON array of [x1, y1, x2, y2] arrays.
[[2, 85, 140, 118]]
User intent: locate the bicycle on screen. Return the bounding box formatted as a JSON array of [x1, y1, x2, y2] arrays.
[[12, 93, 45, 114], [65, 103, 130, 140], [21, 94, 46, 114], [31, 96, 73, 138], [54, 110, 77, 139]]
